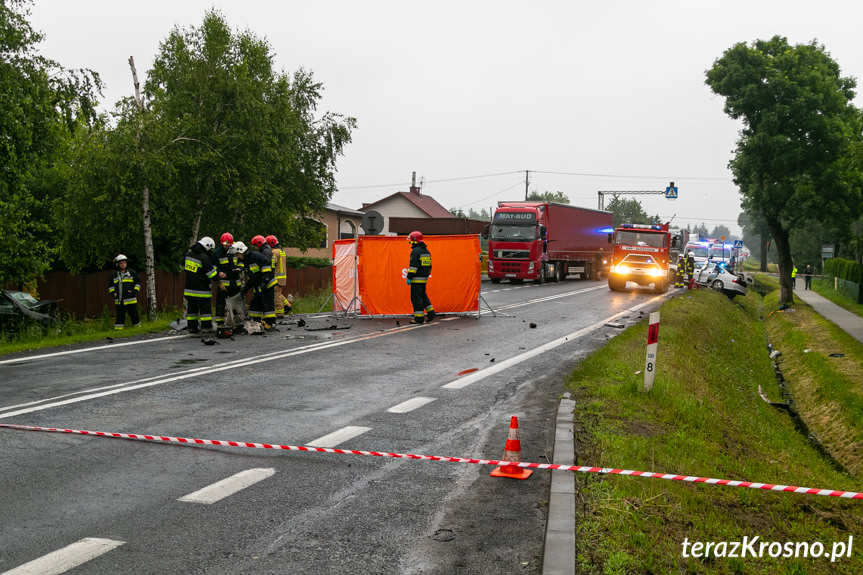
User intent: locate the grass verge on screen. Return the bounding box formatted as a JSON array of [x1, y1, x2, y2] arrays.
[[567, 285, 863, 574], [0, 288, 334, 356]]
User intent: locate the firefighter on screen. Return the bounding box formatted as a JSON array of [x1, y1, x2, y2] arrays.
[[224, 241, 248, 326], [685, 251, 696, 289], [245, 235, 278, 329], [266, 234, 291, 317], [108, 254, 141, 330], [213, 232, 235, 326], [674, 255, 685, 288], [406, 231, 435, 324], [183, 236, 219, 335]]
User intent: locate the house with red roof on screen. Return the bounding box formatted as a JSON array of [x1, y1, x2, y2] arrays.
[[359, 174, 453, 236]]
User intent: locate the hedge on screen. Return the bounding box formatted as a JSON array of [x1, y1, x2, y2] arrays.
[[824, 258, 863, 284]]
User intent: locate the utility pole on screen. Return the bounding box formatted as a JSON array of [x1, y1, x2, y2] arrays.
[[524, 170, 530, 200]]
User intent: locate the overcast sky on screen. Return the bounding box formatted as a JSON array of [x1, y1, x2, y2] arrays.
[[28, 1, 863, 236]]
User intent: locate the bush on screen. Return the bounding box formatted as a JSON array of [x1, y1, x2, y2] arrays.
[[824, 258, 863, 283]]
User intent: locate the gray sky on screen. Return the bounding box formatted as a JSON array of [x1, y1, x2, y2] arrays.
[[28, 1, 863, 236]]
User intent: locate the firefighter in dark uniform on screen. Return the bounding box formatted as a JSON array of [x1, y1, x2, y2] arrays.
[[406, 231, 436, 325], [245, 235, 278, 329], [108, 254, 141, 330], [685, 251, 696, 289], [184, 236, 219, 335], [213, 232, 235, 327], [674, 255, 685, 288]]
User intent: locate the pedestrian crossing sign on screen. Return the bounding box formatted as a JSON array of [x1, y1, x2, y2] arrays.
[[665, 185, 678, 199]]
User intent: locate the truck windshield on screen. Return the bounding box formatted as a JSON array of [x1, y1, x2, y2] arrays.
[[490, 225, 537, 242], [615, 231, 665, 248]]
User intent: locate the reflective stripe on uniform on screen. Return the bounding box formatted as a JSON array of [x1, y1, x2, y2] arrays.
[[184, 289, 212, 298]]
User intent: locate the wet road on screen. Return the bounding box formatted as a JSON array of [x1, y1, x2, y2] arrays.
[[0, 278, 669, 574]]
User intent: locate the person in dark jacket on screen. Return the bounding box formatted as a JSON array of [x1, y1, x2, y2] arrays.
[[245, 235, 278, 329], [804, 264, 814, 290], [406, 231, 435, 325], [108, 254, 141, 330], [213, 232, 238, 327], [183, 236, 218, 335], [685, 251, 696, 289], [674, 255, 685, 289]]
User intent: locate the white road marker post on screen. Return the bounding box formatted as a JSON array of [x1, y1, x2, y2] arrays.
[[644, 312, 660, 391]]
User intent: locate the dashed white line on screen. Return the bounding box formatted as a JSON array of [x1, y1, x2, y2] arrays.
[[443, 294, 667, 389], [387, 397, 436, 413], [1, 537, 124, 575], [307, 426, 371, 447], [178, 468, 276, 505]]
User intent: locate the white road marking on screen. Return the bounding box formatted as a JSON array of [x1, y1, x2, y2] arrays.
[[0, 336, 188, 366], [387, 397, 436, 413], [444, 294, 668, 389], [307, 426, 371, 447], [178, 468, 276, 505], [0, 328, 412, 420], [1, 537, 124, 575]]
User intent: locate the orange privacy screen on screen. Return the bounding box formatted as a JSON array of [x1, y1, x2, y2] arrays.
[[332, 235, 481, 315]]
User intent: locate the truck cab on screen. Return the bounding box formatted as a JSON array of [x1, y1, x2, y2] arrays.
[[607, 223, 674, 293]]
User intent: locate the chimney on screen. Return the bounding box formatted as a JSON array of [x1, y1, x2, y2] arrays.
[[409, 171, 421, 195]]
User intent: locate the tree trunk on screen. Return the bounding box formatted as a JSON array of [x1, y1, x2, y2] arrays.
[[766, 217, 794, 305], [759, 235, 769, 272], [129, 56, 158, 317]]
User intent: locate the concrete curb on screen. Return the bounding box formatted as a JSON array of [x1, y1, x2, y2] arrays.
[[542, 393, 576, 575]]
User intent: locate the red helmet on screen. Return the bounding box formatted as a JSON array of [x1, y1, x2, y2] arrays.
[[265, 234, 279, 247], [220, 232, 234, 246], [408, 231, 423, 243], [250, 235, 266, 248]]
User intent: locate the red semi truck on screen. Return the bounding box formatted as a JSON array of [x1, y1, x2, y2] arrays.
[[485, 202, 613, 284], [607, 223, 686, 293]]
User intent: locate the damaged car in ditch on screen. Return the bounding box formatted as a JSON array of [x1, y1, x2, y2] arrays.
[[693, 262, 752, 299]]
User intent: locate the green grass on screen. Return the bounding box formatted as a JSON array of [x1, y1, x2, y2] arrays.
[[290, 288, 333, 314], [568, 287, 863, 574]]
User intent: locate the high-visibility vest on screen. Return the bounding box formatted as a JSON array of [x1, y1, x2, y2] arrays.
[[273, 247, 287, 285]]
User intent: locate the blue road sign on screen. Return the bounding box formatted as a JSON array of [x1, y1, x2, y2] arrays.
[[665, 186, 678, 199], [733, 240, 743, 249]]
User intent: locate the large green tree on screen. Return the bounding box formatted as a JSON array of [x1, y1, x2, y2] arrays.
[[526, 190, 570, 204], [606, 195, 656, 228], [0, 0, 100, 287], [706, 36, 863, 304], [59, 9, 355, 307]]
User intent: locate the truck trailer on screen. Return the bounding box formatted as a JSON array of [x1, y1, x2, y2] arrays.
[[485, 202, 613, 284]]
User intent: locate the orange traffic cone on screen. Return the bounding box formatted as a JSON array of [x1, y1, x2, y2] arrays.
[[490, 416, 533, 480]]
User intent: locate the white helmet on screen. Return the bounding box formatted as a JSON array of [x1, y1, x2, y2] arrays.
[[228, 241, 248, 255], [114, 254, 127, 263], [199, 236, 215, 251]]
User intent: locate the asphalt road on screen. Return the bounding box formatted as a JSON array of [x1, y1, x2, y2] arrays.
[[0, 278, 669, 574]]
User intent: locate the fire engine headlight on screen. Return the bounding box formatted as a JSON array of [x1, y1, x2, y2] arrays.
[[648, 268, 664, 277], [609, 265, 621, 274], [488, 261, 494, 272], [528, 262, 534, 273]]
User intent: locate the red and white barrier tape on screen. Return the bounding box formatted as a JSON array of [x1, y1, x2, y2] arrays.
[[2, 422, 861, 500]]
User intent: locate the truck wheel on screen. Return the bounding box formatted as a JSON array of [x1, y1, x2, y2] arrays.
[[490, 278, 501, 284], [557, 265, 566, 282], [654, 280, 668, 294], [537, 263, 546, 285], [608, 277, 625, 292]]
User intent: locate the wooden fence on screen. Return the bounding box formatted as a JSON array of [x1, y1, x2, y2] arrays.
[[32, 267, 333, 319]]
